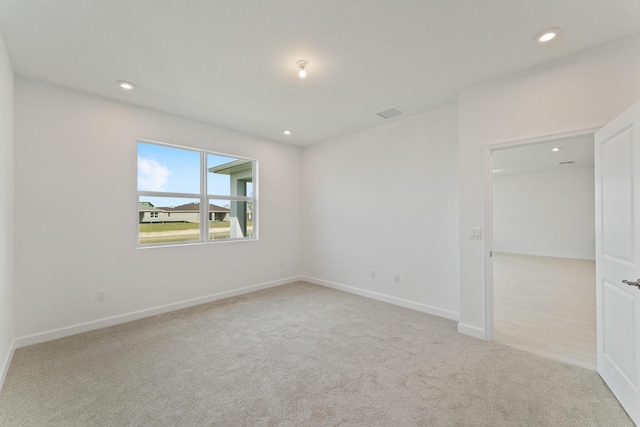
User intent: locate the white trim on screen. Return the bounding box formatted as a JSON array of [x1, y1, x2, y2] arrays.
[[0, 339, 15, 392], [252, 160, 259, 240], [493, 249, 595, 261], [139, 192, 254, 202], [457, 323, 486, 339], [137, 190, 201, 198], [483, 146, 494, 341], [14, 276, 303, 348], [302, 276, 459, 321], [200, 150, 207, 242], [483, 126, 601, 342], [483, 127, 602, 151], [137, 138, 256, 163], [207, 195, 254, 202]]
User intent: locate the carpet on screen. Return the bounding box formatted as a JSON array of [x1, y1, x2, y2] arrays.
[[0, 282, 632, 426]]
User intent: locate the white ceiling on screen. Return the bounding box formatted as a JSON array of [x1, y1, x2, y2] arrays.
[[0, 1, 638, 145], [492, 134, 595, 176]]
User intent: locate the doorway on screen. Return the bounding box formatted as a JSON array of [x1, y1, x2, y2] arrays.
[[486, 130, 597, 369]]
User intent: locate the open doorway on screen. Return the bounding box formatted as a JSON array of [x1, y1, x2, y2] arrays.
[[489, 132, 596, 369]]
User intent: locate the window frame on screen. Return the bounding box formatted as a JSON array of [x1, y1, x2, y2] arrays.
[[137, 139, 258, 247]]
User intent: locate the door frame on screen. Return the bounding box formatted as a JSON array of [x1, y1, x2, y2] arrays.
[[482, 126, 602, 341]]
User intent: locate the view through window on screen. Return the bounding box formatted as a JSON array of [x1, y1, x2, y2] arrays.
[[137, 141, 257, 246]]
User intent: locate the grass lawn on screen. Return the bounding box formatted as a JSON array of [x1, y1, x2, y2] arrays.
[[140, 221, 231, 232], [139, 221, 252, 244]]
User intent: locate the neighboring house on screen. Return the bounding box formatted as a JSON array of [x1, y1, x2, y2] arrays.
[[138, 202, 164, 224], [138, 202, 230, 224]]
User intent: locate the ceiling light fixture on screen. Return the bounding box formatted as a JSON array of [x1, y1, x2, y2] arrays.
[[552, 147, 561, 152], [283, 130, 291, 135], [535, 27, 562, 43], [296, 60, 308, 78], [117, 80, 136, 90]]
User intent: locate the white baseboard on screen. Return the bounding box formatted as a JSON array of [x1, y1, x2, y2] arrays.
[[0, 338, 16, 393], [15, 276, 303, 348], [302, 276, 459, 321], [493, 249, 595, 261], [457, 322, 486, 339]]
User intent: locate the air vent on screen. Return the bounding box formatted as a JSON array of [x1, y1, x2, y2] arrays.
[[376, 107, 404, 120], [559, 161, 575, 165]]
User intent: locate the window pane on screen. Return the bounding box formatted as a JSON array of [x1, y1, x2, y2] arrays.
[[208, 200, 230, 240], [207, 154, 254, 197], [208, 200, 254, 240], [138, 197, 201, 245], [137, 141, 256, 247], [138, 142, 200, 194]]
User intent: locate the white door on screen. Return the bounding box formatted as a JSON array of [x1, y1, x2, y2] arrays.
[[595, 101, 640, 424]]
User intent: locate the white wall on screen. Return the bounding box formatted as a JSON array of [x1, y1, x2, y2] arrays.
[[302, 105, 460, 319], [458, 35, 640, 338], [493, 168, 595, 260], [14, 78, 302, 343], [8, 31, 640, 361], [0, 31, 15, 387]]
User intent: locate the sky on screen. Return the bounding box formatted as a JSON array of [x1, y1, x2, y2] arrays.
[[137, 142, 253, 208]]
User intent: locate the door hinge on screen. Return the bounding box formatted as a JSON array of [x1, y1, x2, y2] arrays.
[[490, 251, 493, 257]]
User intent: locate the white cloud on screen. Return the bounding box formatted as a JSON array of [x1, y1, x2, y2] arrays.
[[138, 157, 171, 191]]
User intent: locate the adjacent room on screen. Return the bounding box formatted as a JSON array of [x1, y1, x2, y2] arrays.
[[1, 1, 640, 425], [491, 134, 597, 369]]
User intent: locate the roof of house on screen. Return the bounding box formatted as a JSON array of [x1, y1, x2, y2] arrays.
[[157, 202, 230, 213], [208, 159, 253, 175], [138, 202, 163, 212]]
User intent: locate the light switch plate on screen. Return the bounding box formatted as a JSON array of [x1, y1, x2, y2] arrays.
[[468, 228, 482, 239]]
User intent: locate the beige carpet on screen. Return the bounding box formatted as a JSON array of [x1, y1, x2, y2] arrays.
[[0, 282, 632, 426]]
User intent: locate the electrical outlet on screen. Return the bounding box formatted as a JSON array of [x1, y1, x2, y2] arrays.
[[97, 290, 106, 302], [280, 261, 284, 269], [370, 270, 376, 279], [394, 275, 400, 284]]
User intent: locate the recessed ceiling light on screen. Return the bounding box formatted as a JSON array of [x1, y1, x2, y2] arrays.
[[552, 147, 561, 152], [117, 80, 136, 90], [535, 27, 562, 43], [283, 130, 291, 135]]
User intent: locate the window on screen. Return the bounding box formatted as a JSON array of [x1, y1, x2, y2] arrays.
[[137, 140, 257, 246]]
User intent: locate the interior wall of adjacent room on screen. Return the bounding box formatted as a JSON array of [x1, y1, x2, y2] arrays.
[[14, 77, 303, 340], [458, 35, 640, 338], [0, 30, 15, 388], [493, 168, 595, 260], [301, 104, 460, 319]]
